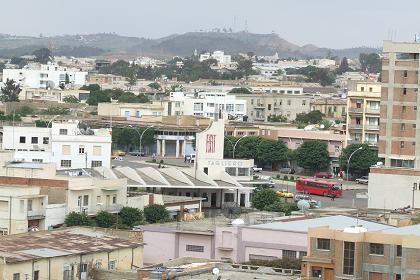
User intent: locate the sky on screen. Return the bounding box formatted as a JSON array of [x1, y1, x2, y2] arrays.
[[1, 0, 419, 49]]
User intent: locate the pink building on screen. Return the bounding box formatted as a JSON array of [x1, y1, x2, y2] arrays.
[[141, 215, 389, 264]]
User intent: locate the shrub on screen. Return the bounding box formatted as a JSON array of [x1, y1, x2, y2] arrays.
[[160, 159, 164, 164], [16, 105, 35, 116], [243, 257, 302, 270], [251, 188, 279, 210], [290, 176, 295, 181], [283, 175, 288, 181], [276, 174, 281, 179], [95, 211, 116, 228], [118, 207, 144, 228], [263, 201, 299, 215], [144, 204, 170, 224], [65, 212, 92, 226]]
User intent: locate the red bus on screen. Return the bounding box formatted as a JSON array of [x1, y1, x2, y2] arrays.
[[296, 178, 343, 197]]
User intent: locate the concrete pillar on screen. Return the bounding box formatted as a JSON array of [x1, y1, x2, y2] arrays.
[[156, 139, 161, 156], [162, 139, 166, 157], [182, 139, 186, 156], [175, 140, 180, 158]]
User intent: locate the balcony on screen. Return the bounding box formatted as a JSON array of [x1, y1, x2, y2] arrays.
[[348, 124, 363, 130], [365, 108, 380, 115], [348, 139, 362, 145], [348, 108, 363, 114], [27, 210, 46, 220], [365, 125, 379, 131], [365, 141, 378, 147], [98, 204, 123, 213], [254, 104, 265, 109]]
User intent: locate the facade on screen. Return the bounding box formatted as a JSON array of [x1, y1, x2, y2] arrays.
[[87, 73, 125, 85], [19, 87, 90, 102], [3, 63, 87, 89], [2, 120, 112, 170], [231, 93, 312, 122], [98, 102, 169, 118], [379, 40, 420, 168], [199, 51, 233, 67], [169, 92, 246, 119], [310, 98, 347, 120], [302, 224, 420, 280], [346, 81, 381, 147], [0, 227, 143, 280]]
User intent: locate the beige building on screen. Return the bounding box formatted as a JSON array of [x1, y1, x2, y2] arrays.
[[310, 98, 347, 120], [346, 81, 381, 147], [19, 87, 90, 102], [380, 40, 420, 168], [231, 93, 312, 122], [88, 73, 125, 85], [0, 227, 143, 280], [98, 102, 169, 118], [302, 224, 420, 280]]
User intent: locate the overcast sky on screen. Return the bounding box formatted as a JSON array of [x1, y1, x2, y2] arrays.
[[1, 0, 419, 49]]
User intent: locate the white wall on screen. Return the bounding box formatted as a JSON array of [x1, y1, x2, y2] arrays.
[[44, 204, 66, 229]]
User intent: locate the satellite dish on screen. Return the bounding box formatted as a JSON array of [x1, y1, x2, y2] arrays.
[[231, 218, 245, 226], [212, 268, 220, 275], [297, 200, 310, 211]]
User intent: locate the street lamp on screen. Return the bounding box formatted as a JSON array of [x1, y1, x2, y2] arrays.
[[347, 147, 363, 181], [47, 115, 60, 128], [129, 125, 154, 156], [233, 135, 248, 159], [413, 183, 417, 209]]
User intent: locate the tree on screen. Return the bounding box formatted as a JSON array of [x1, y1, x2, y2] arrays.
[[144, 204, 170, 224], [229, 87, 251, 94], [32, 47, 53, 64], [263, 201, 299, 215], [15, 106, 34, 116], [359, 53, 381, 74], [295, 110, 323, 125], [0, 79, 21, 102], [63, 95, 80, 103], [80, 84, 101, 92], [40, 107, 70, 115], [233, 136, 262, 160], [256, 139, 288, 168], [295, 140, 330, 171], [64, 212, 92, 226], [339, 144, 378, 177], [336, 57, 350, 75], [126, 66, 137, 87], [95, 211, 116, 228], [118, 207, 144, 228], [148, 82, 161, 90], [251, 188, 279, 210], [86, 90, 111, 106], [267, 114, 287, 122], [224, 136, 236, 158]]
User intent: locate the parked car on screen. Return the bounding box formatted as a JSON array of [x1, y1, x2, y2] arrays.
[[279, 167, 291, 174], [294, 193, 312, 202], [112, 150, 126, 159], [276, 189, 294, 198], [129, 150, 145, 156], [314, 171, 333, 179], [186, 154, 196, 163], [253, 166, 262, 173], [355, 176, 369, 184]]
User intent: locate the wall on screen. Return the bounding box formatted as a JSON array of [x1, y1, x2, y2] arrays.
[[44, 203, 66, 228], [143, 230, 177, 264]]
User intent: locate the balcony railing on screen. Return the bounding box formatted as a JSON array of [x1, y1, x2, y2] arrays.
[[365, 108, 380, 114], [348, 108, 363, 114], [365, 125, 380, 130], [69, 204, 123, 215], [27, 210, 46, 220], [348, 139, 362, 145], [348, 124, 363, 130]]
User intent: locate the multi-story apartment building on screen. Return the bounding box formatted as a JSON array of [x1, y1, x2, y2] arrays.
[[301, 223, 420, 280], [3, 63, 87, 89], [346, 81, 381, 147], [98, 101, 169, 118], [232, 93, 312, 122], [310, 98, 347, 120], [169, 92, 246, 119], [2, 120, 112, 170], [199, 50, 232, 66], [19, 87, 90, 102], [379, 40, 420, 168]]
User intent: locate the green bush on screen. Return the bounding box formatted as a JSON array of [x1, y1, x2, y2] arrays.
[[289, 176, 295, 181], [65, 212, 92, 226], [251, 188, 279, 210], [276, 174, 281, 179], [40, 107, 70, 115], [243, 257, 302, 270], [283, 175, 288, 181], [263, 201, 299, 216], [95, 211, 116, 228], [118, 207, 144, 228], [144, 204, 170, 224], [16, 106, 35, 116]]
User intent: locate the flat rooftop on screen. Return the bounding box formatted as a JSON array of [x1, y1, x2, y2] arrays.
[[251, 215, 394, 232], [0, 228, 143, 263], [383, 224, 420, 236]]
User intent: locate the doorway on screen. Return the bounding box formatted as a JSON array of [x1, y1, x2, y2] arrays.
[[324, 268, 334, 280], [211, 193, 217, 208], [240, 193, 246, 207]]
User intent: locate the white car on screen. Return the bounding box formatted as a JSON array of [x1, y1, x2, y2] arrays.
[[355, 176, 369, 185]]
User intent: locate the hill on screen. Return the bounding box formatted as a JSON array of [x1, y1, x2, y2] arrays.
[[0, 32, 379, 59]]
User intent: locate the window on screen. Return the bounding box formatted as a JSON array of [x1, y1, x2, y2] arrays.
[[312, 268, 322, 278], [403, 88, 407, 95], [83, 195, 89, 206], [79, 146, 85, 154], [62, 145, 71, 155], [267, 104, 272, 110], [97, 196, 101, 203], [299, 251, 307, 258], [112, 195, 117, 204], [287, 100, 291, 106], [400, 141, 405, 148], [193, 103, 204, 111], [415, 106, 418, 111], [31, 137, 38, 144], [108, 260, 116, 270], [302, 100, 306, 106], [236, 104, 244, 112], [396, 245, 402, 257], [80, 263, 88, 273], [369, 87, 373, 92], [401, 123, 405, 131], [402, 106, 406, 112], [403, 70, 408, 78], [249, 254, 277, 261], [59, 129, 68, 135], [60, 160, 71, 168], [343, 241, 355, 275], [95, 261, 102, 269], [361, 86, 365, 92], [27, 199, 32, 211], [395, 274, 401, 280], [224, 193, 234, 202], [19, 136, 25, 143], [225, 167, 236, 176], [34, 270, 39, 280], [251, 99, 254, 105], [317, 238, 331, 250], [43, 137, 49, 144], [186, 245, 204, 252], [391, 159, 414, 168], [91, 161, 102, 167], [13, 273, 20, 280], [282, 250, 297, 259], [93, 146, 102, 156], [32, 159, 43, 163], [226, 104, 234, 111], [369, 243, 384, 255]]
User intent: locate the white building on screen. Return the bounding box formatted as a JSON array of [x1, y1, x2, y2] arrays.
[[169, 91, 246, 119], [199, 51, 236, 69], [2, 121, 112, 170], [2, 62, 88, 89]]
